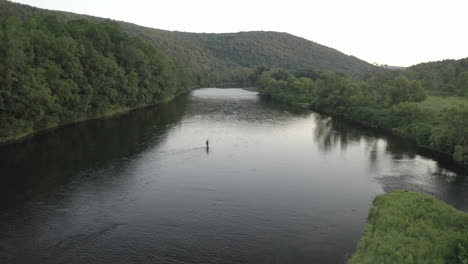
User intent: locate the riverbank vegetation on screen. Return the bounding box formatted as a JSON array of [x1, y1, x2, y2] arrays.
[[348, 190, 468, 264], [0, 16, 197, 142], [254, 64, 468, 165]]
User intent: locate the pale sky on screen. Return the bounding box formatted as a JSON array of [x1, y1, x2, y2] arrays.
[[11, 0, 468, 66]]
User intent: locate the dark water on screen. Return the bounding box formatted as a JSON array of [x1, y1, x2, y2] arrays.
[[0, 88, 466, 264]]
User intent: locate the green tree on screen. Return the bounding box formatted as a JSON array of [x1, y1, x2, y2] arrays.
[[456, 71, 468, 96], [430, 105, 468, 163], [384, 76, 426, 105]]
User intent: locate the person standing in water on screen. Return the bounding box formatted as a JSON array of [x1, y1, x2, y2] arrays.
[[205, 139, 210, 154]]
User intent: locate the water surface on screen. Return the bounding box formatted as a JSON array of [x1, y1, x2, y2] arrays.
[[0, 88, 466, 264]]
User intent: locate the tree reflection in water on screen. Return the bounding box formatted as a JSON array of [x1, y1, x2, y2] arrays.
[[312, 113, 467, 210]]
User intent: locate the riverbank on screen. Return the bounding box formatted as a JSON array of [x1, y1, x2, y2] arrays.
[[255, 86, 468, 168], [348, 190, 468, 264], [0, 107, 129, 145], [254, 69, 468, 167], [0, 93, 182, 145], [1, 86, 257, 145], [0, 17, 201, 146], [311, 106, 466, 167], [314, 103, 468, 168]]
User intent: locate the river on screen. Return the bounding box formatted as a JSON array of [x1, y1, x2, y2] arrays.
[[0, 88, 466, 264]]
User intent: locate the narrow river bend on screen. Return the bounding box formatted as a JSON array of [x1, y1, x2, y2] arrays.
[[0, 88, 466, 264]]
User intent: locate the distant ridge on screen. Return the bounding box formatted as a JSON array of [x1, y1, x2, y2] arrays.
[[177, 31, 375, 75], [0, 0, 376, 83]]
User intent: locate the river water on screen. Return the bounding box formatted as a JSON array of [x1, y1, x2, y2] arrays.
[[0, 88, 466, 264]]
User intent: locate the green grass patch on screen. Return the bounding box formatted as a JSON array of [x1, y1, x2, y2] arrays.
[[418, 96, 468, 112], [348, 190, 468, 264]]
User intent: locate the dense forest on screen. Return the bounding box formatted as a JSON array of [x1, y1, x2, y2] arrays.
[[0, 16, 197, 142], [254, 64, 468, 165], [0, 0, 376, 84]]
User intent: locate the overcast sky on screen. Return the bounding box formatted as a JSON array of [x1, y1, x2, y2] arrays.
[[11, 0, 468, 66]]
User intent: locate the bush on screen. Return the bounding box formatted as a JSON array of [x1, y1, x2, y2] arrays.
[[458, 233, 468, 264]]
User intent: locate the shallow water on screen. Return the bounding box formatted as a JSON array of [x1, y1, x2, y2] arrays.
[[0, 88, 466, 264]]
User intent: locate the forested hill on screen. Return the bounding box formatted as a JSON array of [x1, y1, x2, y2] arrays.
[[0, 15, 198, 142], [406, 58, 468, 95], [0, 0, 376, 82], [178, 31, 374, 76]]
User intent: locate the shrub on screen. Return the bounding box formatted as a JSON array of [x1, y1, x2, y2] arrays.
[[458, 232, 468, 264]]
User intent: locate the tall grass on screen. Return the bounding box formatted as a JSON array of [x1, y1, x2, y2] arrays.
[[348, 190, 468, 264]]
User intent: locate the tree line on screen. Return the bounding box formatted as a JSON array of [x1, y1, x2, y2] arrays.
[[407, 58, 468, 96]]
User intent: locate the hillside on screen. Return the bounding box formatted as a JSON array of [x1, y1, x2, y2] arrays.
[[406, 57, 468, 95], [176, 31, 375, 76], [0, 0, 376, 82]]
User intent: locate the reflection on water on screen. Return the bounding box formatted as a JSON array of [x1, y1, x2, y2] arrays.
[[0, 88, 466, 264], [0, 97, 188, 209], [312, 114, 468, 211]]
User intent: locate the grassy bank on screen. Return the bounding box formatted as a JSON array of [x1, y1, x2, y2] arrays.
[[418, 96, 468, 111], [348, 190, 468, 264]]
